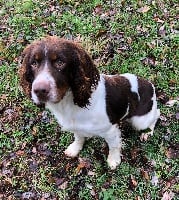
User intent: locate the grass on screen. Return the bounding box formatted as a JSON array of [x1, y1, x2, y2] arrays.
[[0, 0, 178, 199]]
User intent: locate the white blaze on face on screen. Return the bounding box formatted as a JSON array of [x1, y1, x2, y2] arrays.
[[44, 44, 48, 57], [31, 59, 57, 104]]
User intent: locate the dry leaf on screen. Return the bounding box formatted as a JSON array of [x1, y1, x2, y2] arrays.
[[5, 178, 12, 185], [94, 5, 103, 15], [131, 147, 141, 159], [32, 147, 37, 154], [161, 191, 174, 200], [129, 175, 138, 189], [166, 100, 178, 107], [154, 17, 165, 23], [75, 162, 85, 174], [32, 126, 38, 136], [75, 157, 91, 174], [166, 145, 179, 159], [58, 181, 68, 190], [22, 192, 35, 199], [138, 5, 150, 13], [157, 91, 169, 104], [141, 169, 150, 180], [140, 133, 150, 141], [151, 173, 159, 186], [176, 113, 179, 120], [16, 150, 25, 156]]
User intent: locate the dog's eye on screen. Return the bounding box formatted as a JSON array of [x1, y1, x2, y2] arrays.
[[55, 59, 64, 71], [31, 60, 39, 68]]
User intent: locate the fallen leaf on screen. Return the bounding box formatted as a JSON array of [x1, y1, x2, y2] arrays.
[[0, 94, 7, 100], [138, 5, 150, 13], [32, 147, 37, 154], [58, 181, 68, 190], [21, 142, 27, 149], [32, 126, 38, 136], [151, 173, 159, 186], [161, 191, 174, 200], [166, 99, 178, 107], [157, 91, 169, 104], [41, 193, 51, 199], [140, 133, 150, 141], [96, 29, 107, 37], [169, 79, 177, 86], [176, 113, 179, 120], [131, 147, 141, 160], [129, 175, 138, 189], [154, 17, 165, 23], [136, 196, 141, 200], [165, 144, 179, 159], [158, 25, 166, 36], [75, 162, 85, 174], [54, 177, 65, 186], [22, 192, 35, 199], [5, 178, 12, 185], [160, 115, 167, 122], [88, 170, 96, 176], [141, 56, 156, 66], [16, 150, 25, 156], [75, 157, 91, 174], [93, 4, 103, 15], [141, 168, 150, 180]]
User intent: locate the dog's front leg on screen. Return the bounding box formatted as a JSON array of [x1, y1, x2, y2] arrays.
[[64, 133, 85, 158], [104, 126, 122, 170]]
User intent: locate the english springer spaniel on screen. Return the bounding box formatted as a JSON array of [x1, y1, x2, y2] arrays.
[[19, 36, 160, 169]]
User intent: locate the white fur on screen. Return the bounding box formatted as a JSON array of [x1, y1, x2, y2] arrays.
[[121, 73, 140, 100], [31, 62, 58, 104], [38, 74, 159, 170], [128, 84, 160, 134], [46, 75, 122, 169], [46, 75, 112, 136], [121, 103, 129, 120]]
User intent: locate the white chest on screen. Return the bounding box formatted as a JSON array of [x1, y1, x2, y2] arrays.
[[46, 77, 111, 137]]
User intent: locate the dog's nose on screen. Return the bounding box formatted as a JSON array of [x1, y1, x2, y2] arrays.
[[33, 82, 50, 98]]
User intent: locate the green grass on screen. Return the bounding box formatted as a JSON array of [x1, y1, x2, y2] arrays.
[[0, 0, 178, 199]]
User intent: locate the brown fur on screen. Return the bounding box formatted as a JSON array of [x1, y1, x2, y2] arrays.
[[104, 75, 154, 124], [18, 36, 100, 107]]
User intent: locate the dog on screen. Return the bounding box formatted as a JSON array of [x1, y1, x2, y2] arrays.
[[19, 36, 160, 169]]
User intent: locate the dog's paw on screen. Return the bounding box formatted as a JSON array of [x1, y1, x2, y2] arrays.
[[64, 142, 81, 158], [107, 149, 121, 170]]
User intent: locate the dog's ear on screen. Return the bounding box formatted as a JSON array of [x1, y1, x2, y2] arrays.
[[18, 45, 34, 98], [69, 42, 100, 107]]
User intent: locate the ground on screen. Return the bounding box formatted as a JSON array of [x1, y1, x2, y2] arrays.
[[0, 0, 178, 199]]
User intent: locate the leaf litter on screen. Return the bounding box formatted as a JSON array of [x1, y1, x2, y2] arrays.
[[0, 0, 178, 199]]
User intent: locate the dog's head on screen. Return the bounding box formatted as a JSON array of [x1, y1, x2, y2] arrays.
[[19, 36, 99, 107]]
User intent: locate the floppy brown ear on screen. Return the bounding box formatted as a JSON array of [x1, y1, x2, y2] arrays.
[[18, 45, 34, 98], [69, 43, 100, 107]]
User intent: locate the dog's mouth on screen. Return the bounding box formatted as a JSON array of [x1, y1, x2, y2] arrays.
[[33, 95, 62, 106]]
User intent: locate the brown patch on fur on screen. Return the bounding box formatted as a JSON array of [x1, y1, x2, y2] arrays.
[[104, 75, 154, 124], [18, 42, 36, 97], [133, 78, 153, 116], [18, 63, 32, 97], [18, 36, 100, 107], [105, 75, 132, 124], [69, 42, 100, 107], [50, 53, 57, 61]]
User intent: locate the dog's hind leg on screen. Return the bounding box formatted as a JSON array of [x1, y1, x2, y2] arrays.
[[148, 109, 160, 136], [104, 125, 122, 170]]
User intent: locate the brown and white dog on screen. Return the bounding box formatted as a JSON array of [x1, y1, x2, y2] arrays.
[[19, 36, 160, 169]]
